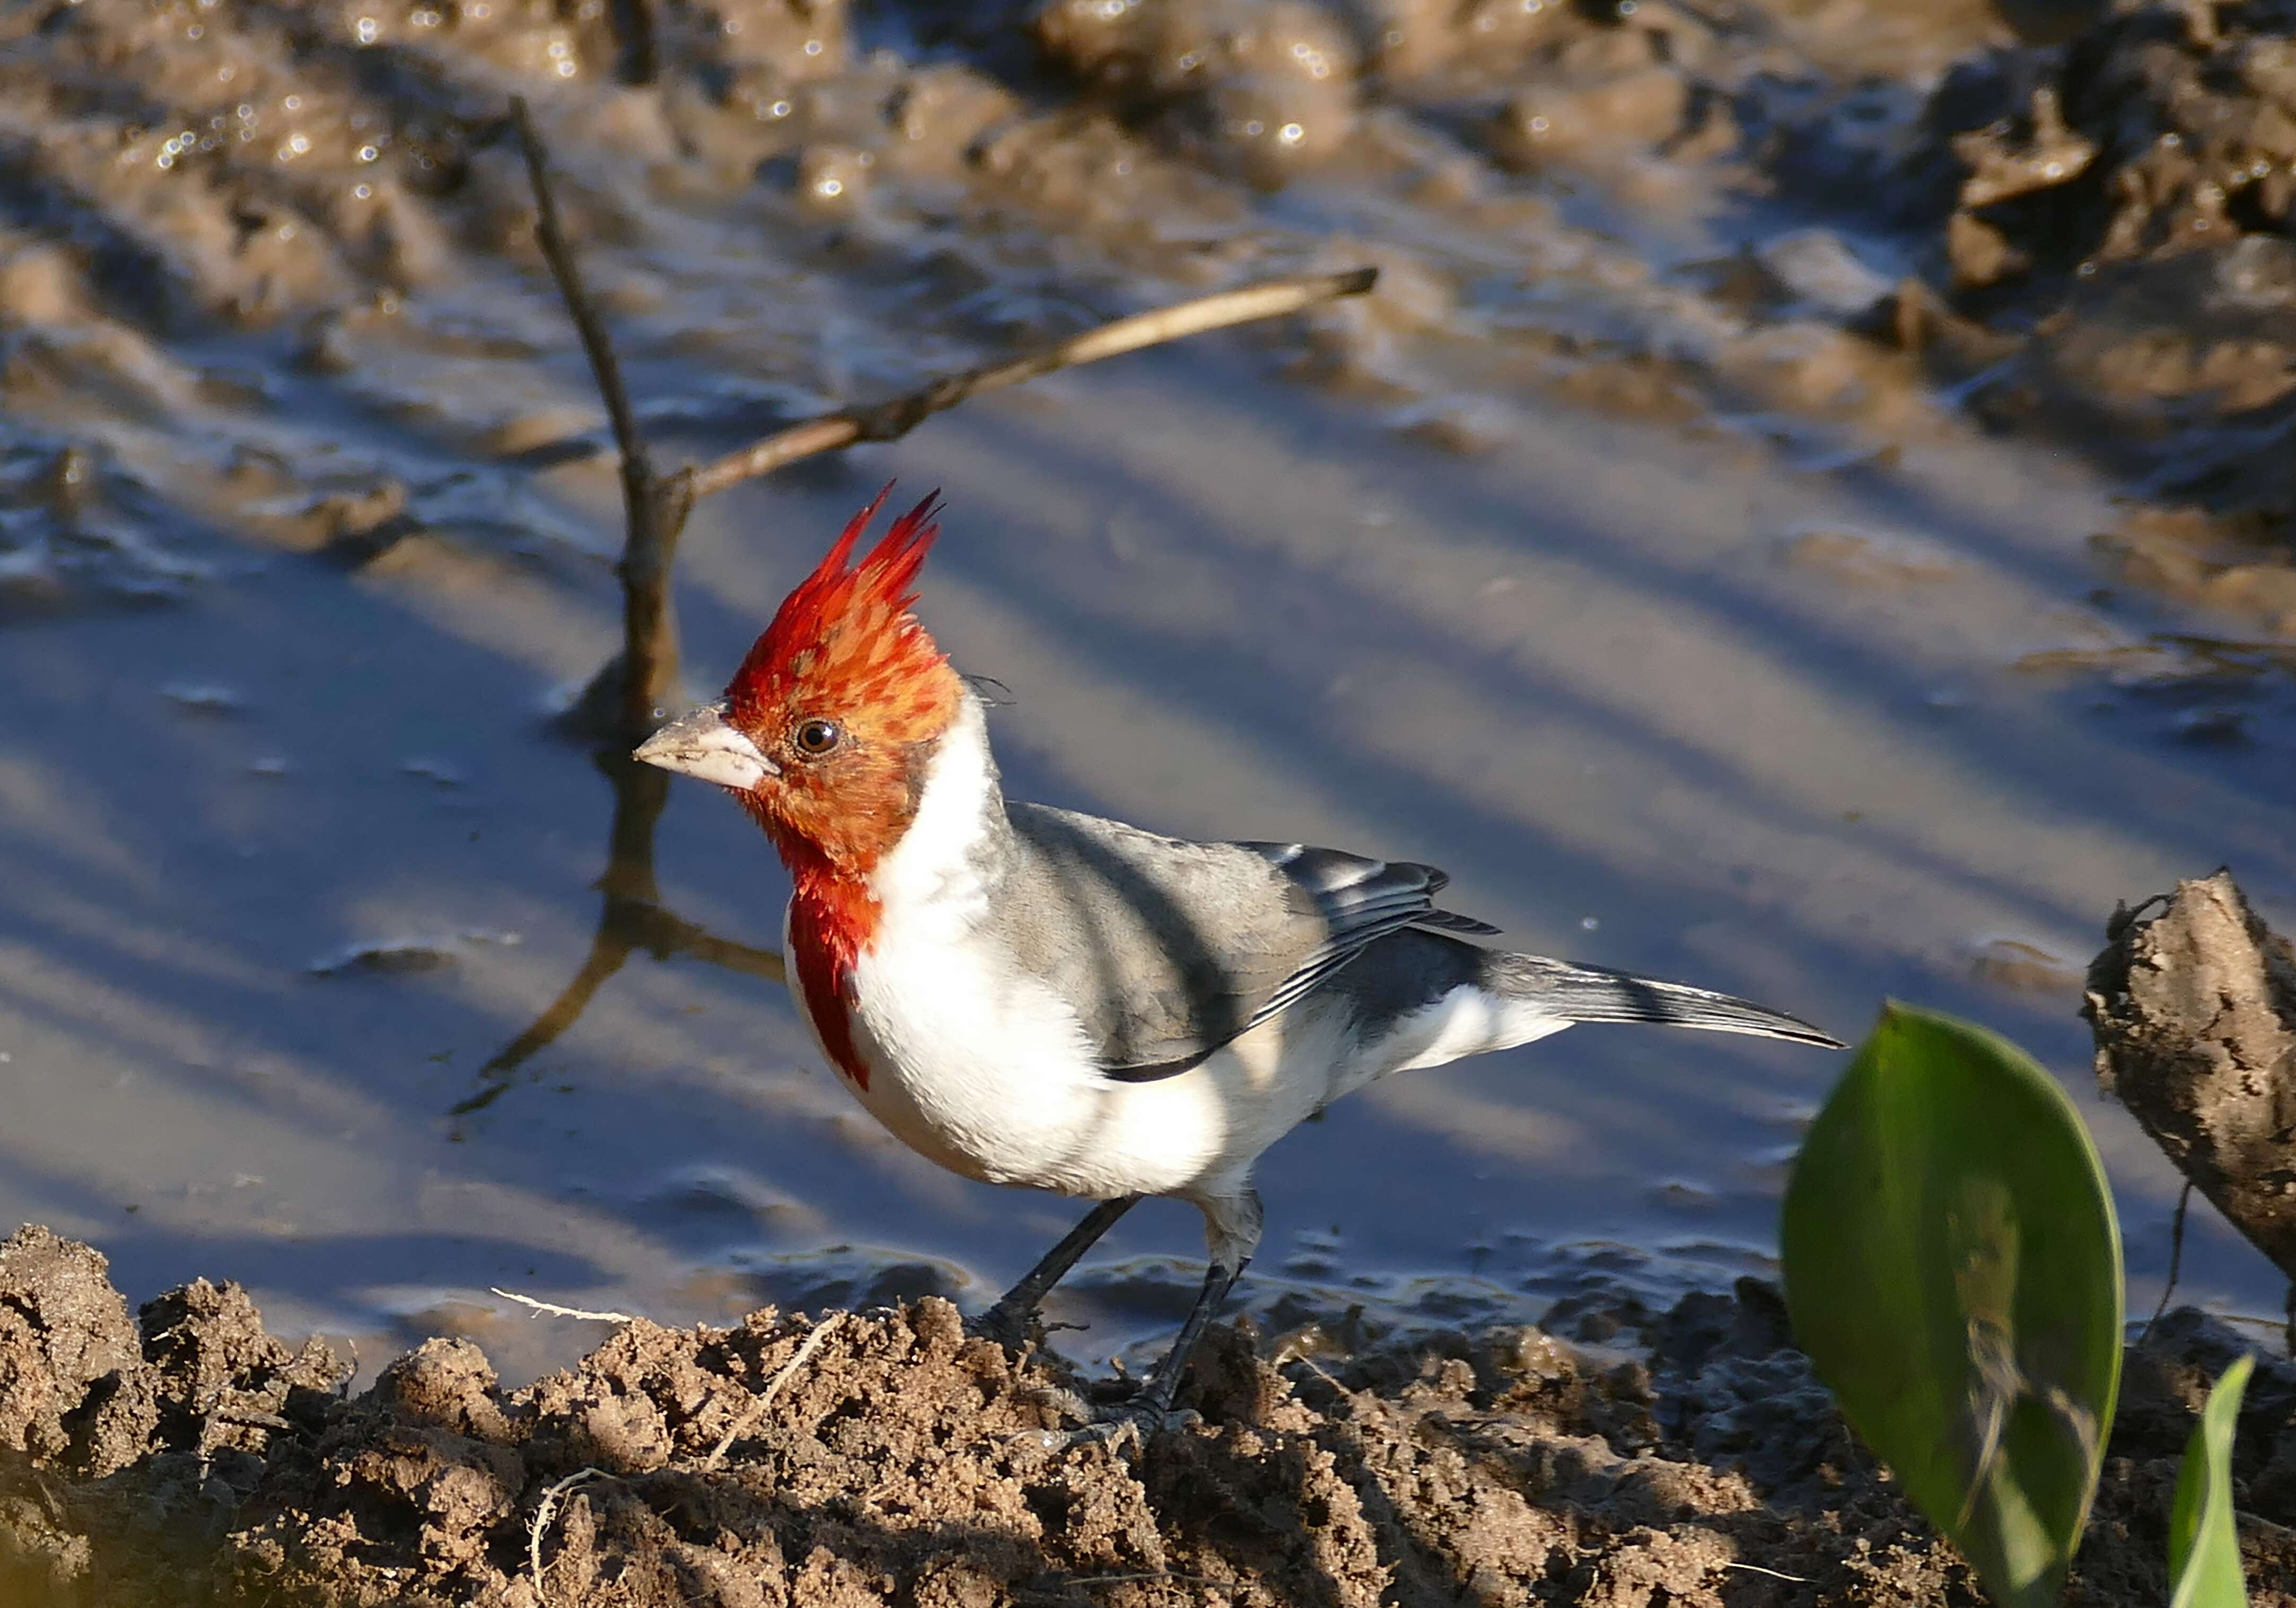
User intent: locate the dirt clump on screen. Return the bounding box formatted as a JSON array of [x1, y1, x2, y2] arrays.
[[2087, 869, 2296, 1290], [2, 1226, 2293, 1607]]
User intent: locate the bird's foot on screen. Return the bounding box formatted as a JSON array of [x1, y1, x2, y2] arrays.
[[1024, 1388, 1197, 1455]]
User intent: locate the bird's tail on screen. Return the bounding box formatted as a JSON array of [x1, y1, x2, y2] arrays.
[[1482, 952, 1844, 1050]]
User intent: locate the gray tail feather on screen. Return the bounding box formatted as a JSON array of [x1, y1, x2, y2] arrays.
[[1484, 953, 1845, 1050]]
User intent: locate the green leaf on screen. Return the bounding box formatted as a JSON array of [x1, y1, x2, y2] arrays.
[[2169, 1352, 2254, 1608], [1781, 1003, 2124, 1608]]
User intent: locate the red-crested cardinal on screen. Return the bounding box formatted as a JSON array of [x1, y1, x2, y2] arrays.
[[635, 487, 1842, 1433]]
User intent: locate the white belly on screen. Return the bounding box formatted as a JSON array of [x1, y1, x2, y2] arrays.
[[782, 904, 1344, 1204]]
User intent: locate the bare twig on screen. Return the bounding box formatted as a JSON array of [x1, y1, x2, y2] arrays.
[[2142, 1181, 2193, 1343], [529, 1465, 614, 1606], [1723, 1561, 1811, 1583], [688, 268, 1378, 499], [704, 1313, 845, 1470], [492, 1288, 639, 1323], [511, 97, 689, 739]]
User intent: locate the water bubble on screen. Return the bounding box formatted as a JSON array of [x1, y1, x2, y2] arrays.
[[358, 144, 378, 162], [353, 182, 372, 199], [355, 15, 378, 43], [803, 37, 822, 54], [1278, 122, 1304, 145], [816, 176, 844, 197], [1580, 915, 1599, 930]]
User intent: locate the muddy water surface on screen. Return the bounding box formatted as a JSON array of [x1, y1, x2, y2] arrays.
[[4, 0, 2295, 1384]]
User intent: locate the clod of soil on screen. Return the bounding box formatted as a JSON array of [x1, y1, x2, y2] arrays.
[[3, 1226, 2293, 1607], [2087, 869, 2296, 1290]]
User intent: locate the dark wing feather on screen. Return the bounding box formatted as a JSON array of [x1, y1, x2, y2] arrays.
[[1223, 843, 1499, 1036]]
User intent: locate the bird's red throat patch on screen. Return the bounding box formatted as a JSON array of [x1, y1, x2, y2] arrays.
[[787, 863, 874, 1091]]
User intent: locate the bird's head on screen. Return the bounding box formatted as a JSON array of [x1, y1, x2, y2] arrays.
[[633, 486, 963, 879]]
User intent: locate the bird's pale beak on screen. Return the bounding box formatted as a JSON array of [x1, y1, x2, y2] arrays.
[[632, 703, 781, 788]]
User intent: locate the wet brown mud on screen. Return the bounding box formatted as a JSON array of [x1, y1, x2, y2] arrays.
[[1863, 1, 2296, 618], [3, 1226, 2292, 1608]]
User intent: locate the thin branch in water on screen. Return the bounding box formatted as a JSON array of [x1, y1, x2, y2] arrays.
[[2141, 1180, 2192, 1343], [686, 267, 1379, 499], [457, 754, 781, 1113], [510, 95, 688, 739], [492, 1288, 639, 1323], [705, 1313, 845, 1469]]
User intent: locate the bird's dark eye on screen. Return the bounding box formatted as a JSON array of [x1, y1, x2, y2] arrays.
[[792, 718, 842, 757]]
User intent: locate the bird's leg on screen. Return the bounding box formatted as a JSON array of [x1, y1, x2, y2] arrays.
[[1126, 1257, 1247, 1418], [1063, 1185, 1261, 1448], [969, 1194, 1138, 1349]]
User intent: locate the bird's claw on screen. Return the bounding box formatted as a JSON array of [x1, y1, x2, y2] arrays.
[[1029, 1397, 1196, 1455]]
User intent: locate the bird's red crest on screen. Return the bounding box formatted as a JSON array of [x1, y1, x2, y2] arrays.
[[726, 485, 950, 727]]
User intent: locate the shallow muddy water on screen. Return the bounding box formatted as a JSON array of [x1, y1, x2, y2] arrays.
[[3, 0, 2295, 1386]]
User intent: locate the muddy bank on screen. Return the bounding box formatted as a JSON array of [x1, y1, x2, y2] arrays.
[[2, 1226, 2292, 1608], [1894, 1, 2296, 569]]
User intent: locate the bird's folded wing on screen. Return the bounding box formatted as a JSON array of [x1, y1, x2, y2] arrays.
[[993, 805, 1496, 1082]]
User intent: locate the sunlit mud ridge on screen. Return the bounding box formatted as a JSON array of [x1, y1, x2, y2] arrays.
[[1, 1224, 2291, 1608]]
